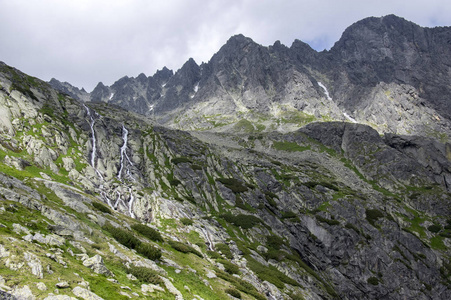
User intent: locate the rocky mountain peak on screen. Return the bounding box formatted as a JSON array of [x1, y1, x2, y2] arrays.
[[153, 66, 173, 85]]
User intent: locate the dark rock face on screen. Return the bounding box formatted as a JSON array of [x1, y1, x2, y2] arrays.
[[2, 62, 451, 299], [327, 15, 451, 117]]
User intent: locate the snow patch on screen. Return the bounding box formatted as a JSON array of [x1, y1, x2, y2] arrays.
[[190, 82, 200, 99], [109, 93, 114, 100]]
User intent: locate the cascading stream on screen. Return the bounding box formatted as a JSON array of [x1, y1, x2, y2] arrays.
[[118, 125, 134, 181], [82, 106, 137, 219], [200, 227, 213, 251], [83, 104, 103, 179], [318, 82, 332, 101], [128, 187, 135, 219]]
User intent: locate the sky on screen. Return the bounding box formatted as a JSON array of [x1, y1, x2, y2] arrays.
[[1, 0, 451, 92]]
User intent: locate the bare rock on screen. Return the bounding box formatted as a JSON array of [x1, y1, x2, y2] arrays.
[[12, 285, 35, 300], [82, 255, 113, 276], [24, 252, 43, 279], [72, 286, 104, 300]]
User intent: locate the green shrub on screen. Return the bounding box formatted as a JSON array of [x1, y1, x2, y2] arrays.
[[128, 266, 162, 285], [264, 191, 278, 207], [103, 224, 141, 249], [220, 213, 262, 229], [281, 211, 297, 219], [225, 288, 241, 299], [216, 243, 233, 259], [264, 249, 285, 261], [131, 224, 164, 242], [219, 259, 240, 275], [169, 179, 181, 186], [428, 224, 442, 233], [91, 244, 102, 250], [168, 240, 202, 257], [207, 251, 222, 259], [316, 215, 340, 226], [304, 181, 338, 191], [171, 157, 192, 164], [366, 208, 384, 227], [345, 222, 360, 233], [92, 202, 111, 214], [367, 277, 379, 285], [136, 243, 162, 261], [191, 164, 203, 170], [180, 218, 194, 226], [266, 235, 284, 250], [216, 178, 248, 193]]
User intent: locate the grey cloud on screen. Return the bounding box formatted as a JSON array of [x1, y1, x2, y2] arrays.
[[1, 0, 450, 91]]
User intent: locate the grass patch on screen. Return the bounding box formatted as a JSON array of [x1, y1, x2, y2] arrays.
[[273, 141, 310, 152]]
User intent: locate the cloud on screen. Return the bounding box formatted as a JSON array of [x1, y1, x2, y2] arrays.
[[0, 0, 450, 91]]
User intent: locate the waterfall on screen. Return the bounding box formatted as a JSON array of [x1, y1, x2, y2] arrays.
[[114, 191, 121, 209], [118, 125, 134, 181], [343, 112, 357, 123], [201, 227, 213, 251], [318, 82, 332, 101], [101, 191, 114, 210], [128, 187, 135, 218]]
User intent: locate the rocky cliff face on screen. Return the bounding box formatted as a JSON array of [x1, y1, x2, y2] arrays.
[[49, 15, 451, 141], [1, 58, 451, 300]]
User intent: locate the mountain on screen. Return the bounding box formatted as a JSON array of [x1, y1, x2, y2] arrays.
[[1, 14, 450, 300], [50, 15, 451, 139]]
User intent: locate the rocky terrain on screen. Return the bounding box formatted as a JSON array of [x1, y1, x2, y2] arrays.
[[1, 14, 450, 300], [50, 15, 451, 140]]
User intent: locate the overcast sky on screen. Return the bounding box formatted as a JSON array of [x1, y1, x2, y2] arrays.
[[1, 0, 451, 91]]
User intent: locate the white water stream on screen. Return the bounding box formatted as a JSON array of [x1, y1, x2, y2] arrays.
[[83, 105, 138, 218], [318, 82, 332, 101], [200, 227, 213, 251], [118, 125, 134, 181], [343, 112, 357, 123], [83, 104, 103, 179], [128, 187, 135, 218]]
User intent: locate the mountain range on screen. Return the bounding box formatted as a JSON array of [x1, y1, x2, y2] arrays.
[[0, 14, 450, 300]]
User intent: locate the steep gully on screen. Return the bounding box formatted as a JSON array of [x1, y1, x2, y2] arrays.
[[84, 104, 136, 218]]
